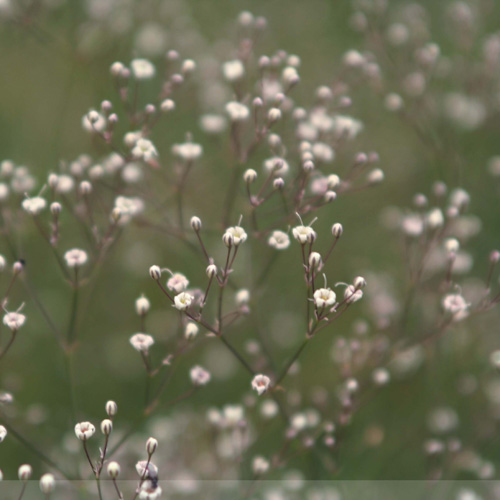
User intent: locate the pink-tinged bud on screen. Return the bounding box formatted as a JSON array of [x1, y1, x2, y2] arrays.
[[146, 437, 158, 455], [490, 250, 500, 263]]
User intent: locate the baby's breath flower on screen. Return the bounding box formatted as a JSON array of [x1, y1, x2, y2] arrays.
[[149, 266, 161, 280], [184, 322, 199, 339], [223, 226, 247, 246], [426, 208, 444, 229], [223, 59, 245, 81], [199, 114, 227, 134], [442, 293, 469, 315], [174, 292, 194, 311], [226, 101, 250, 121], [268, 230, 290, 250], [252, 456, 270, 475], [64, 249, 88, 268], [146, 437, 158, 455], [130, 333, 155, 353], [0, 255, 5, 272], [139, 482, 162, 500], [172, 141, 203, 161], [18, 464, 32, 481], [206, 264, 217, 278], [190, 365, 211, 386], [75, 421, 95, 441], [132, 138, 158, 162], [22, 196, 46, 215], [105, 400, 118, 417], [131, 58, 156, 79], [292, 225, 316, 244], [167, 273, 189, 293], [3, 310, 26, 331], [243, 169, 257, 184], [344, 285, 363, 303], [82, 110, 106, 133], [39, 473, 55, 494], [107, 461, 121, 479], [313, 288, 336, 308], [101, 419, 113, 435], [252, 374, 271, 395], [263, 157, 289, 176], [0, 425, 6, 442], [136, 296, 150, 315]]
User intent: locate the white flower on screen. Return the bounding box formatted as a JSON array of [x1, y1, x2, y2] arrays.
[[251, 374, 271, 395], [136, 461, 158, 479], [222, 405, 244, 426], [225, 101, 250, 121], [174, 292, 194, 311], [344, 285, 363, 303], [199, 114, 227, 134], [263, 157, 289, 176], [167, 273, 189, 293], [292, 225, 316, 244], [130, 333, 155, 352], [172, 141, 203, 161], [333, 115, 363, 139], [39, 473, 55, 494], [252, 456, 270, 475], [55, 174, 75, 193], [75, 422, 95, 441], [22, 196, 46, 215], [113, 196, 145, 225], [224, 226, 247, 246], [223, 59, 245, 81], [0, 425, 7, 442], [82, 110, 106, 133], [3, 311, 26, 331], [402, 214, 424, 237], [190, 365, 211, 386], [268, 230, 290, 250], [132, 138, 158, 162], [184, 322, 199, 339], [139, 482, 162, 500], [18, 464, 32, 481], [64, 249, 88, 268], [312, 142, 335, 163], [442, 294, 469, 316], [313, 288, 336, 308], [131, 58, 156, 79], [135, 296, 150, 315], [426, 208, 444, 229]]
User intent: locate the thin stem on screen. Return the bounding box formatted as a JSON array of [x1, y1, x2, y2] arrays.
[[218, 335, 255, 375], [0, 331, 17, 362], [82, 440, 95, 474], [17, 483, 27, 500], [113, 478, 124, 499], [275, 338, 310, 386]]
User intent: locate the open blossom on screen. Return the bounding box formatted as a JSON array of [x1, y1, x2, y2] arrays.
[[131, 58, 156, 79], [224, 226, 247, 246], [252, 456, 270, 475], [82, 110, 106, 133], [75, 421, 95, 440], [132, 138, 158, 162], [114, 196, 144, 222], [22, 196, 46, 215], [252, 374, 271, 395], [64, 249, 88, 267], [130, 333, 155, 352], [225, 101, 249, 121], [344, 285, 363, 303], [172, 141, 203, 161], [313, 288, 336, 308], [174, 292, 194, 311], [292, 225, 316, 244], [139, 482, 162, 500], [442, 294, 469, 315], [3, 311, 26, 331], [223, 59, 245, 81], [167, 273, 189, 293], [268, 230, 290, 250], [190, 365, 211, 386]]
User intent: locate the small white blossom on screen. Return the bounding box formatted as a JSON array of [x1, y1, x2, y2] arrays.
[[130, 333, 155, 353], [223, 59, 245, 81], [313, 288, 336, 308], [3, 310, 26, 331], [132, 138, 158, 162], [190, 365, 211, 386], [0, 425, 6, 442], [252, 456, 270, 475], [131, 58, 156, 79], [22, 196, 46, 215], [64, 249, 88, 268], [292, 225, 316, 244], [199, 114, 227, 134], [55, 174, 74, 194], [39, 473, 55, 494], [82, 110, 106, 133], [184, 322, 199, 339], [172, 141, 203, 161], [268, 230, 290, 250], [136, 296, 150, 315], [442, 294, 469, 316], [18, 464, 32, 481], [174, 292, 194, 311], [263, 157, 289, 176], [344, 285, 363, 303], [139, 482, 162, 500], [426, 208, 444, 229], [167, 273, 189, 293], [226, 101, 250, 121], [236, 289, 250, 306], [75, 422, 96, 441], [252, 374, 271, 395], [224, 226, 247, 246]]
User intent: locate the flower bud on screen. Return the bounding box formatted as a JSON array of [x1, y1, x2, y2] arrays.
[[273, 178, 284, 190], [101, 419, 113, 436], [111, 207, 121, 223], [105, 400, 118, 417], [445, 238, 459, 254], [190, 216, 202, 231], [18, 464, 32, 481], [332, 223, 343, 238], [222, 232, 234, 248], [267, 107, 282, 122], [206, 264, 217, 278], [160, 99, 175, 113], [50, 202, 62, 215], [40, 473, 56, 494], [79, 181, 92, 195], [135, 296, 150, 315], [146, 437, 158, 456], [12, 261, 24, 275], [149, 265, 161, 280], [107, 461, 121, 479], [353, 276, 367, 290], [490, 250, 500, 263], [185, 322, 199, 339], [324, 191, 337, 202], [309, 252, 322, 269], [367, 168, 384, 185], [243, 169, 257, 184]]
